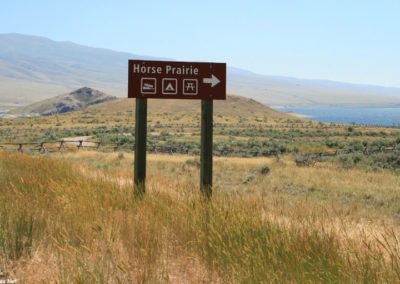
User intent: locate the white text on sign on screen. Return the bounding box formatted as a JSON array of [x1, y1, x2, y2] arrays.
[[133, 64, 199, 75]]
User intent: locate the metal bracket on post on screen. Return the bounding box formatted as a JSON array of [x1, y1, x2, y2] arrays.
[[200, 99, 213, 199], [134, 98, 147, 197]]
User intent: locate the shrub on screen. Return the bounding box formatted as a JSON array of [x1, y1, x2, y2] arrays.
[[259, 165, 271, 175]]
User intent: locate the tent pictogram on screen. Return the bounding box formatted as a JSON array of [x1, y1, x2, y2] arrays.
[[162, 78, 178, 95]]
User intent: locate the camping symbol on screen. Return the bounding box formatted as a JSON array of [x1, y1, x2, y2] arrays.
[[162, 78, 178, 95]]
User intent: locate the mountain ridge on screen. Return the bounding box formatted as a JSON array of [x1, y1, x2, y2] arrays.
[[0, 33, 399, 109]]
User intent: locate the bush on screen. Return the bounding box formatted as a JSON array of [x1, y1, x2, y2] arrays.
[[259, 165, 271, 175]]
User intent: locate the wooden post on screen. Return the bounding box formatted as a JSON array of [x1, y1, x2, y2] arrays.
[[134, 98, 147, 197], [200, 99, 213, 199], [39, 142, 46, 153], [59, 140, 65, 151]]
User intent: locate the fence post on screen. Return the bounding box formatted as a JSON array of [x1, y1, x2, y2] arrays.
[[39, 142, 45, 153], [77, 140, 83, 150], [59, 141, 65, 151]]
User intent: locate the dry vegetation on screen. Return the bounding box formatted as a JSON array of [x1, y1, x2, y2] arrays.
[[1, 151, 400, 283], [1, 95, 400, 282]]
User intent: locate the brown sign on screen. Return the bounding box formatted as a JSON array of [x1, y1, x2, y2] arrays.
[[128, 60, 226, 100]]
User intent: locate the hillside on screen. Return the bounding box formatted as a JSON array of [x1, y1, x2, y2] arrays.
[[1, 89, 294, 121], [1, 33, 400, 110], [86, 94, 293, 119], [5, 87, 116, 117]]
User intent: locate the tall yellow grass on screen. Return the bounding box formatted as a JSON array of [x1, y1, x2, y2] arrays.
[[1, 151, 400, 282]]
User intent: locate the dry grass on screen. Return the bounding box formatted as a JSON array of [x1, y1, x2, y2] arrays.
[[1, 85, 400, 284], [1, 150, 400, 282]]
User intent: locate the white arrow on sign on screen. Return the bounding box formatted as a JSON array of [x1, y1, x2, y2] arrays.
[[203, 74, 221, 87]]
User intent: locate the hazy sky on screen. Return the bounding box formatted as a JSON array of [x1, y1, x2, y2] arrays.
[[1, 0, 399, 87]]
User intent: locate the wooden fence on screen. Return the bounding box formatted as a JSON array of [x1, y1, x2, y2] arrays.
[[0, 140, 125, 153], [1, 140, 399, 167]]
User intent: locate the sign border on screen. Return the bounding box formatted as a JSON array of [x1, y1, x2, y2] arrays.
[[128, 60, 226, 100]]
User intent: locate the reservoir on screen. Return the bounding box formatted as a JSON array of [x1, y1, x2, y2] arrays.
[[279, 107, 400, 127]]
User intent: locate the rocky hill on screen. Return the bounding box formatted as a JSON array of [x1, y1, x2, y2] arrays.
[[4, 87, 116, 117]]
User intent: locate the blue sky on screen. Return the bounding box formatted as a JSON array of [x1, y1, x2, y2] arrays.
[[1, 0, 399, 87]]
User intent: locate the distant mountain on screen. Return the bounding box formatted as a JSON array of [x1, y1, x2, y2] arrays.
[[228, 72, 400, 108], [0, 33, 157, 107], [0, 33, 399, 109], [4, 87, 116, 117]]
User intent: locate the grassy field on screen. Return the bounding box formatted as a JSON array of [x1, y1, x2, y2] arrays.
[[1, 96, 400, 282], [1, 150, 400, 283]]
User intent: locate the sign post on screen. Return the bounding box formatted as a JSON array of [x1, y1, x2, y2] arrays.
[[200, 99, 213, 198], [128, 60, 226, 199], [134, 98, 147, 197]]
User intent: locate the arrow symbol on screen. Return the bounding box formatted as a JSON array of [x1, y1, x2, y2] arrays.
[[203, 74, 220, 87]]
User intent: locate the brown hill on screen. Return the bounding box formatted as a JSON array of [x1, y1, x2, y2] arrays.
[[5, 87, 116, 117], [85, 94, 294, 119]]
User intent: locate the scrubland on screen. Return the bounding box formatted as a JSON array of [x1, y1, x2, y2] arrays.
[[1, 96, 400, 282], [1, 150, 400, 283]]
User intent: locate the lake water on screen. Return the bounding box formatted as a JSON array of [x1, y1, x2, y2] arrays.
[[1, 108, 399, 127], [279, 107, 400, 127]]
